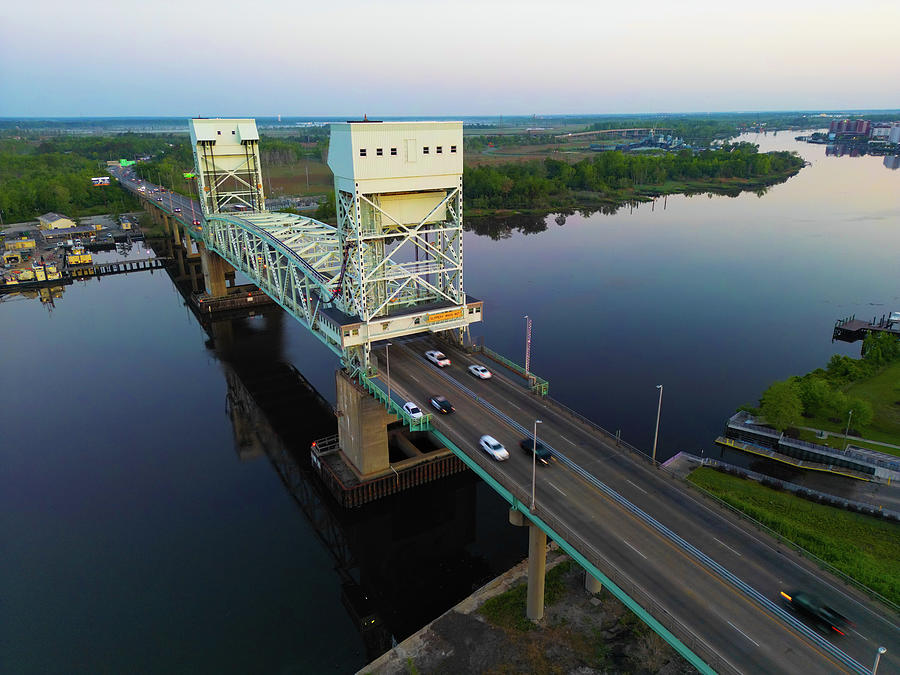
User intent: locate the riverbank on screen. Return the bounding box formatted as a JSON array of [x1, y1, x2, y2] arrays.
[[687, 467, 900, 605], [465, 163, 804, 219], [361, 548, 693, 674]]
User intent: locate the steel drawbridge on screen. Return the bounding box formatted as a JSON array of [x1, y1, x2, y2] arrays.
[[189, 118, 482, 375]]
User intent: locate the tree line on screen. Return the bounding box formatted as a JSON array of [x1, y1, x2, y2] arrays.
[[463, 144, 804, 211]]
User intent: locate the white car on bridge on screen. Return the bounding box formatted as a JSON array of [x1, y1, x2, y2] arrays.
[[425, 350, 450, 367], [479, 435, 509, 461], [402, 401, 424, 420], [468, 364, 492, 379]]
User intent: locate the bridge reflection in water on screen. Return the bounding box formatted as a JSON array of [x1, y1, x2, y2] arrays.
[[172, 268, 524, 663]]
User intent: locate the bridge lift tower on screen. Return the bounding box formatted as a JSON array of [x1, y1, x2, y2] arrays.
[[188, 117, 482, 377]]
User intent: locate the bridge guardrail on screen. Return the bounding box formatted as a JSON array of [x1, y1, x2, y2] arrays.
[[355, 371, 433, 432], [471, 343, 549, 396]]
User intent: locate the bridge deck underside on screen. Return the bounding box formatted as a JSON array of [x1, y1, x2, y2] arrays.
[[378, 336, 897, 675]]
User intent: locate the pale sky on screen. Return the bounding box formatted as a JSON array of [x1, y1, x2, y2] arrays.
[[1, 0, 898, 117]]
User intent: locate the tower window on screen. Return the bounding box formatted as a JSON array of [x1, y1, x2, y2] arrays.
[[423, 146, 429, 154], [359, 148, 367, 157], [436, 146, 442, 153], [450, 145, 457, 153], [390, 147, 397, 156], [376, 148, 383, 156]]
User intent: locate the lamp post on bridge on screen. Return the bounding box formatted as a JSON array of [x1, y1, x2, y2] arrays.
[[524, 315, 532, 377], [872, 646, 887, 675], [385, 342, 393, 410], [652, 384, 663, 466], [530, 419, 542, 511]]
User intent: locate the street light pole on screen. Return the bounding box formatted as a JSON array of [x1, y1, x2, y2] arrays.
[[652, 384, 663, 466], [872, 646, 887, 674], [524, 315, 532, 376], [385, 342, 393, 410], [843, 409, 853, 451], [531, 419, 542, 511]]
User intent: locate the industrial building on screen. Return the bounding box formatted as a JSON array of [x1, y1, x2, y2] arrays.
[[37, 213, 77, 230]]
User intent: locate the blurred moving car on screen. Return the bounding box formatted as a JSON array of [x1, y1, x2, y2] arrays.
[[468, 365, 492, 379], [425, 350, 451, 367], [520, 438, 552, 465], [780, 590, 851, 635], [479, 435, 509, 461], [430, 396, 454, 414]]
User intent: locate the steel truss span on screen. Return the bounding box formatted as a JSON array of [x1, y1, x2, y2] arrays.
[[205, 212, 346, 355]]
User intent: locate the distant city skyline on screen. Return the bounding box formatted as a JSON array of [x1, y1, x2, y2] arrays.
[[1, 0, 898, 117]]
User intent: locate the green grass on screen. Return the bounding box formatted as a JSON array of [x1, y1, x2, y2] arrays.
[[846, 360, 900, 441], [687, 467, 900, 604], [479, 560, 574, 631], [798, 360, 900, 455], [794, 428, 900, 458]]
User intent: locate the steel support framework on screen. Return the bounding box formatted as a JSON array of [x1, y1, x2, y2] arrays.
[[204, 212, 345, 355], [335, 181, 465, 322]]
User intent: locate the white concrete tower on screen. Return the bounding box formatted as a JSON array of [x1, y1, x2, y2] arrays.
[[327, 120, 467, 326], [189, 118, 266, 216]]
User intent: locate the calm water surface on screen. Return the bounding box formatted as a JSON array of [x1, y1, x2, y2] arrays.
[[1, 132, 898, 673]]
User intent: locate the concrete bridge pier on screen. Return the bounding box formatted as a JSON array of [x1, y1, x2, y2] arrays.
[[335, 370, 391, 475], [585, 571, 603, 594], [170, 216, 182, 246], [509, 508, 547, 621], [199, 243, 228, 298]]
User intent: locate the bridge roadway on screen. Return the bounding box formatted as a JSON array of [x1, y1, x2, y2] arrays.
[[380, 336, 898, 674]]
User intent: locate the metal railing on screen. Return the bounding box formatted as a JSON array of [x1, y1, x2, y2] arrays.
[[471, 343, 549, 396], [355, 371, 433, 432], [697, 457, 900, 521]]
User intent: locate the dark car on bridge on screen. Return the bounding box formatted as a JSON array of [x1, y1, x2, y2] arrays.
[[519, 438, 552, 465], [429, 395, 454, 414], [780, 590, 851, 635]]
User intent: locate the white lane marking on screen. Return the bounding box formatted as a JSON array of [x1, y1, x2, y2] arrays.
[[727, 621, 759, 647], [713, 537, 743, 557], [560, 436, 577, 446], [547, 481, 567, 497], [851, 629, 869, 641], [626, 479, 647, 495], [622, 540, 647, 559], [505, 400, 523, 411]]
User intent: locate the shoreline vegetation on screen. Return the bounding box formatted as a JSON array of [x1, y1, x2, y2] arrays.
[[0, 113, 818, 227], [746, 332, 900, 457], [463, 144, 805, 219], [687, 467, 900, 605]]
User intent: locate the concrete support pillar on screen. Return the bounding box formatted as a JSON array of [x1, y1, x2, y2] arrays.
[[336, 370, 391, 475], [527, 524, 547, 621], [183, 228, 192, 254], [199, 244, 228, 298], [509, 508, 547, 622], [584, 571, 603, 594], [171, 217, 182, 245]]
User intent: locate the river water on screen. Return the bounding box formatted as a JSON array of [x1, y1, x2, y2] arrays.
[[1, 132, 897, 673]]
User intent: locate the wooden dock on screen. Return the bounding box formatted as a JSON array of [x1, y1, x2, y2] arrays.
[[0, 257, 173, 294], [832, 313, 900, 342], [191, 285, 277, 314]]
